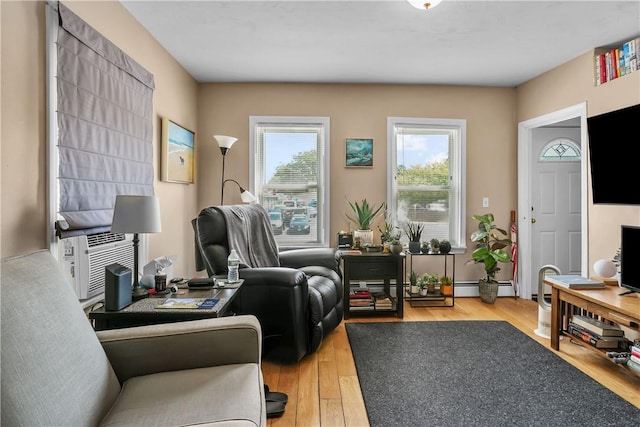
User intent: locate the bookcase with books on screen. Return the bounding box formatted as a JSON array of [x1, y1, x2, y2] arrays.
[[593, 35, 640, 86]]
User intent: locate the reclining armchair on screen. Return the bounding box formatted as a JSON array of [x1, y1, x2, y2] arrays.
[[1, 250, 266, 426], [192, 205, 344, 363]]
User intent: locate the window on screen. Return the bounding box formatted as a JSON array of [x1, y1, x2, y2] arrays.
[[387, 117, 466, 250], [250, 116, 330, 247], [539, 138, 581, 161]]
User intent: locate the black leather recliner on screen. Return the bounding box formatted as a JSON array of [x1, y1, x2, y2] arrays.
[[192, 206, 344, 364]]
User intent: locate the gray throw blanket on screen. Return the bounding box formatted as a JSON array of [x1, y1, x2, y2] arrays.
[[215, 204, 280, 268]]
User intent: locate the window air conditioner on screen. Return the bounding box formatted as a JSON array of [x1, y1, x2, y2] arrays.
[[57, 232, 135, 300]]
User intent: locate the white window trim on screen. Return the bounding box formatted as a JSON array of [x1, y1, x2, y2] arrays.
[[386, 117, 467, 251], [249, 116, 330, 247]]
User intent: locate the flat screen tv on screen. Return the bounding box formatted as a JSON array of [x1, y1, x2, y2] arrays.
[[620, 225, 640, 295], [587, 103, 640, 205]]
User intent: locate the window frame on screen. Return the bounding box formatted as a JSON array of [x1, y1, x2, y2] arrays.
[[249, 116, 330, 248], [386, 117, 467, 251]]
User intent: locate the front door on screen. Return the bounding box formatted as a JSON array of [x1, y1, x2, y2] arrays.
[[530, 127, 581, 297]]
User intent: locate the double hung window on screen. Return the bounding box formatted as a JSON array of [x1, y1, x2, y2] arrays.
[[250, 116, 330, 247], [387, 117, 466, 250]]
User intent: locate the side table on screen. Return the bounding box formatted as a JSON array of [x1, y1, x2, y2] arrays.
[[340, 252, 405, 319], [89, 280, 243, 330]]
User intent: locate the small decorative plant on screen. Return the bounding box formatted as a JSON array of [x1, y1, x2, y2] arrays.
[[405, 222, 424, 242], [421, 241, 430, 253], [347, 199, 385, 231], [440, 275, 453, 296], [439, 240, 452, 254], [409, 270, 420, 293], [430, 238, 440, 253]]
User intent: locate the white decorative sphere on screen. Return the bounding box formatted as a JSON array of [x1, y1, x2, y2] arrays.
[[593, 259, 617, 278]]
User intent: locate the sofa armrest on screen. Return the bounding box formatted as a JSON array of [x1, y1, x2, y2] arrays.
[[96, 314, 261, 384], [279, 247, 340, 274]]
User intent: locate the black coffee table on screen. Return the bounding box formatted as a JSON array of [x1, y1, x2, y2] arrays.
[[89, 280, 243, 331]]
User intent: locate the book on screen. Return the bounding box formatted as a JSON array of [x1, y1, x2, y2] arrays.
[[567, 325, 627, 349], [156, 298, 219, 310], [627, 358, 640, 374], [571, 315, 624, 337], [547, 275, 605, 290], [349, 290, 372, 299]]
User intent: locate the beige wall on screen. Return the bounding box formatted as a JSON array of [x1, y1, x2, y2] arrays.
[[2, 0, 638, 284], [198, 83, 518, 281], [517, 50, 640, 274], [1, 1, 199, 277]]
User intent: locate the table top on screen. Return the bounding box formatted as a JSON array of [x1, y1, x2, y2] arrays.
[[545, 278, 640, 320], [89, 281, 242, 317]]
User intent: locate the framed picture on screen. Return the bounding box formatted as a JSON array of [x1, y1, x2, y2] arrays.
[[345, 138, 373, 167], [161, 118, 195, 184]]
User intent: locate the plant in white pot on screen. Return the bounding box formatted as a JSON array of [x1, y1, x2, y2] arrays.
[[467, 213, 512, 304], [347, 199, 385, 248]]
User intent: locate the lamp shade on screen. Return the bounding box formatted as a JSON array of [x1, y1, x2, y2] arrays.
[[213, 135, 237, 150], [111, 195, 162, 234], [240, 189, 257, 203]]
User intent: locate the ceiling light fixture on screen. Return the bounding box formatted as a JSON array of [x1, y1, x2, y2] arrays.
[[407, 0, 443, 10]]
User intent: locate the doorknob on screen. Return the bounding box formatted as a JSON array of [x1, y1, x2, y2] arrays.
[[531, 217, 536, 224]]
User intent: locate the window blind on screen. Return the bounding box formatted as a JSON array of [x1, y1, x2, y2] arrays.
[[55, 3, 155, 238]]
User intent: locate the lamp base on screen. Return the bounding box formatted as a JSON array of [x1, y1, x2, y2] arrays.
[[132, 285, 148, 301]]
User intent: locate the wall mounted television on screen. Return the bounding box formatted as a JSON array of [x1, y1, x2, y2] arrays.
[[620, 225, 640, 295], [587, 103, 640, 205]]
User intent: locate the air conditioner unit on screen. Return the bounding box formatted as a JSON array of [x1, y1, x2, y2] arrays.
[[57, 232, 135, 300]]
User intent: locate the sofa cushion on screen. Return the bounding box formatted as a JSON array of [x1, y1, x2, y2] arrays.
[[100, 364, 264, 427], [1, 250, 121, 426]]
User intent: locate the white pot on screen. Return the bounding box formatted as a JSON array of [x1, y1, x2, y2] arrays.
[[410, 285, 420, 294], [419, 288, 428, 296]]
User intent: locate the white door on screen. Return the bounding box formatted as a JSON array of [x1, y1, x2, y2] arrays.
[[530, 127, 582, 297]]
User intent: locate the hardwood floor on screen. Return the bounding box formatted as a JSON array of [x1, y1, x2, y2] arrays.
[[262, 296, 640, 426]]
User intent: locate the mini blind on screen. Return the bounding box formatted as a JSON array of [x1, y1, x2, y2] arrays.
[[55, 3, 155, 238]]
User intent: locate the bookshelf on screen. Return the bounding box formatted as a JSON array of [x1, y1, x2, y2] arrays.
[[593, 36, 640, 86]]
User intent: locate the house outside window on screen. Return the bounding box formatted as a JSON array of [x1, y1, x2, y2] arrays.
[[250, 116, 330, 247], [387, 117, 466, 250]]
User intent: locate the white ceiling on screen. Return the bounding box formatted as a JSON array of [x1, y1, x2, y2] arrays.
[[121, 0, 640, 87]]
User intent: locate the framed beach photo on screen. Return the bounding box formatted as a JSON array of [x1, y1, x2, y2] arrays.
[[345, 138, 373, 167], [161, 118, 195, 184]]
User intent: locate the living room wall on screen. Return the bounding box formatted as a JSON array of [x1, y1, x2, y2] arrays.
[[197, 83, 518, 281], [0, 1, 200, 276], [516, 49, 640, 274]]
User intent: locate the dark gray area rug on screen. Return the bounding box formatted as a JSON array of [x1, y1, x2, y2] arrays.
[[346, 321, 639, 427]]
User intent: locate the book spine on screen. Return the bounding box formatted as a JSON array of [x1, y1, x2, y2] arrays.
[[568, 325, 598, 346], [623, 41, 631, 75], [629, 38, 638, 72], [569, 322, 602, 340]]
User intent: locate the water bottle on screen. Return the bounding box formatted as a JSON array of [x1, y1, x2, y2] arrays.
[[227, 249, 240, 283]]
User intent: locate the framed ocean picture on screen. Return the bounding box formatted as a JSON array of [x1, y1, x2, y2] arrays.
[[345, 138, 373, 167], [161, 118, 195, 184]]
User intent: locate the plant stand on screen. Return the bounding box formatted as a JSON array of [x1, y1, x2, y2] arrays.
[[405, 253, 455, 307]]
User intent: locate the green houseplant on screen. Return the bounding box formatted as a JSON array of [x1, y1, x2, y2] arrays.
[[405, 222, 424, 253], [467, 213, 512, 303], [430, 238, 440, 254], [409, 270, 420, 294], [440, 275, 453, 296], [347, 199, 385, 247]]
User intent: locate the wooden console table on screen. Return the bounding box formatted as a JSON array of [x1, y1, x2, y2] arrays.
[[546, 277, 640, 375]]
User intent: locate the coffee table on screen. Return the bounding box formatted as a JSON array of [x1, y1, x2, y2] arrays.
[[89, 280, 243, 331]]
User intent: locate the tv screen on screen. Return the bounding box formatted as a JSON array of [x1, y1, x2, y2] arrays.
[[620, 225, 640, 295], [587, 104, 640, 205]]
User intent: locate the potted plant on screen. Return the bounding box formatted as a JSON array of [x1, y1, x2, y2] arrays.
[[347, 199, 385, 247], [378, 213, 400, 253], [409, 270, 420, 294], [405, 221, 424, 253], [439, 240, 452, 254], [389, 236, 403, 255], [440, 275, 453, 296], [466, 213, 512, 304], [419, 273, 438, 295], [430, 238, 440, 254], [421, 241, 430, 254]]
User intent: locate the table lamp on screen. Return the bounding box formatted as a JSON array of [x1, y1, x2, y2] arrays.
[[111, 195, 162, 300]]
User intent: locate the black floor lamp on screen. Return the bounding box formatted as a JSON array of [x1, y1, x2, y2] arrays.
[[213, 135, 256, 204], [111, 195, 162, 300]]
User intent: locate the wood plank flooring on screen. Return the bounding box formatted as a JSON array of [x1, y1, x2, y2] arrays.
[[262, 297, 640, 426]]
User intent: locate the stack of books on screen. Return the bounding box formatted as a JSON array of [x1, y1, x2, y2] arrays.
[[349, 289, 373, 311], [628, 342, 640, 374], [567, 315, 628, 349], [373, 292, 393, 310]]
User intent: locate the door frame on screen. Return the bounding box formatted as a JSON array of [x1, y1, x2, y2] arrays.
[[517, 102, 588, 300]]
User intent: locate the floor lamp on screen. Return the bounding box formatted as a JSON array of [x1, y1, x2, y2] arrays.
[[214, 135, 257, 204], [111, 195, 162, 300]]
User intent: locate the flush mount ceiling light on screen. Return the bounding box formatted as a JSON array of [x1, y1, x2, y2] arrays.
[[407, 0, 443, 9]]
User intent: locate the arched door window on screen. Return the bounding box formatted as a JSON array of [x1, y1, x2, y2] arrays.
[[539, 138, 581, 162]]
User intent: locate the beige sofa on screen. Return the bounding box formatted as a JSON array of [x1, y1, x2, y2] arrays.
[[1, 250, 266, 426]]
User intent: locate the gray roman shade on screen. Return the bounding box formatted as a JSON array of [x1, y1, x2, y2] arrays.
[[55, 2, 155, 238]]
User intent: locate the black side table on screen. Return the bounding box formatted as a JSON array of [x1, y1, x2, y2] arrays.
[[340, 252, 405, 319]]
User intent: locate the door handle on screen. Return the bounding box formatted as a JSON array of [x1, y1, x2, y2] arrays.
[[531, 217, 537, 224]]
